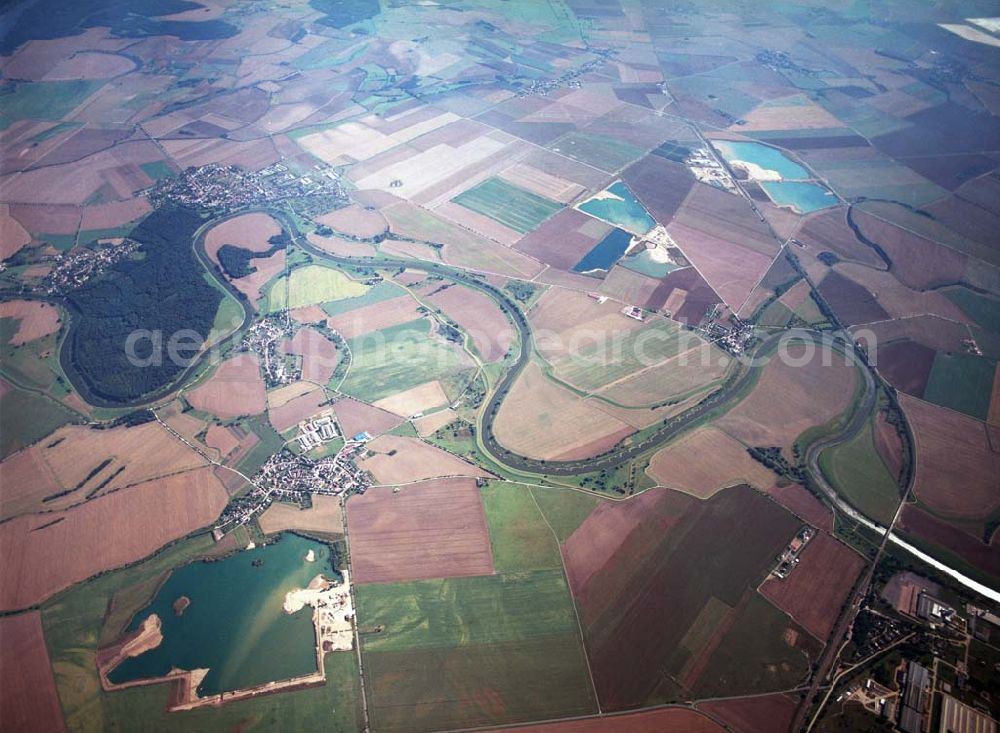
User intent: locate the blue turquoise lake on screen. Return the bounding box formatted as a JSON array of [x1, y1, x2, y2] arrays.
[[760, 181, 838, 213], [575, 181, 656, 235], [108, 534, 331, 696], [712, 140, 810, 180], [573, 227, 633, 274]]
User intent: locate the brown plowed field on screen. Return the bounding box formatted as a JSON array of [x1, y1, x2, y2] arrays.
[[0, 467, 228, 610], [0, 421, 205, 519], [988, 362, 1000, 428], [259, 495, 344, 538], [667, 221, 773, 310], [316, 204, 387, 238], [425, 283, 514, 362], [898, 505, 1000, 580], [333, 397, 405, 437], [359, 434, 489, 485], [231, 249, 285, 306], [204, 214, 283, 263], [853, 211, 967, 289], [514, 208, 609, 271], [834, 263, 968, 323], [874, 341, 935, 396], [563, 485, 802, 710], [764, 483, 833, 531], [646, 427, 778, 497], [716, 342, 857, 459], [483, 708, 725, 733], [857, 314, 970, 354], [326, 295, 419, 340], [874, 411, 904, 481], [0, 300, 61, 345], [205, 424, 240, 458], [79, 196, 151, 230], [347, 477, 495, 584], [646, 265, 720, 324], [372, 380, 448, 417], [620, 154, 695, 224], [760, 532, 865, 641], [0, 205, 31, 259], [901, 393, 1000, 520], [0, 612, 67, 733], [699, 694, 797, 733], [493, 361, 634, 461], [797, 209, 884, 269], [817, 269, 889, 326], [282, 327, 339, 383], [186, 355, 266, 418], [268, 388, 328, 433]]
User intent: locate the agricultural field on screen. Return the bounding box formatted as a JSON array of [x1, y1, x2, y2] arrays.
[[186, 354, 267, 418], [257, 495, 344, 539], [715, 342, 858, 459], [818, 419, 901, 524], [492, 361, 635, 461], [646, 427, 778, 497], [357, 434, 489, 484], [0, 421, 206, 519], [760, 532, 866, 642], [451, 177, 562, 235], [338, 319, 473, 402], [356, 570, 596, 733], [4, 0, 1000, 730], [901, 394, 1000, 523], [267, 265, 369, 311], [0, 612, 66, 733], [0, 467, 228, 610], [347, 477, 495, 585], [562, 485, 811, 709]]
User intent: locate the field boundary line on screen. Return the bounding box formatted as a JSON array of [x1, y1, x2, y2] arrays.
[[526, 484, 602, 714]]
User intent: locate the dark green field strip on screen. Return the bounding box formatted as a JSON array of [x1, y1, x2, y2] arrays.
[[923, 352, 995, 420], [320, 281, 401, 316], [365, 635, 598, 733], [452, 178, 562, 234]]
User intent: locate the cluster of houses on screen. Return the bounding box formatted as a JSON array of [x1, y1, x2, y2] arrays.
[[41, 238, 140, 295], [148, 162, 344, 212], [242, 316, 300, 386], [214, 414, 372, 534], [296, 411, 338, 452]]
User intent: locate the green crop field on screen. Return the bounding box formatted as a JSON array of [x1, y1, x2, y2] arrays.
[[944, 287, 1000, 334], [357, 567, 596, 733], [41, 533, 361, 733], [0, 386, 77, 458], [0, 325, 66, 394], [819, 420, 900, 524], [481, 482, 563, 573], [692, 593, 820, 698], [923, 352, 995, 420], [452, 177, 561, 234], [364, 636, 597, 733], [356, 569, 578, 652], [531, 486, 600, 542], [321, 281, 402, 316], [549, 131, 645, 173], [267, 265, 368, 311], [0, 80, 104, 127], [338, 319, 469, 402]]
